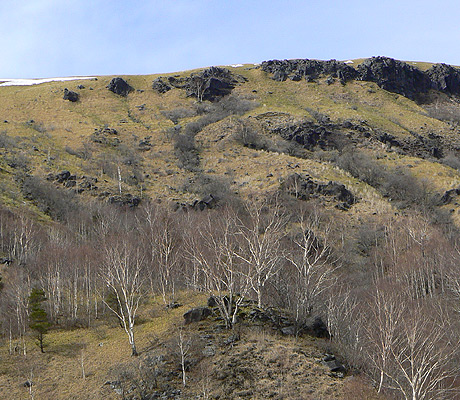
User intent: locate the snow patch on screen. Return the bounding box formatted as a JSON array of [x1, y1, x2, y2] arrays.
[[0, 76, 96, 87], [344, 60, 354, 64], [230, 64, 244, 68]]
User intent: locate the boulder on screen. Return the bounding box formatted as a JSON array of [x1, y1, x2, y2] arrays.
[[183, 307, 211, 324], [63, 88, 79, 102], [107, 77, 134, 97], [303, 316, 329, 338]]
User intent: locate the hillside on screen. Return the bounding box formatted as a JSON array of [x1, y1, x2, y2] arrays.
[[1, 57, 460, 399]]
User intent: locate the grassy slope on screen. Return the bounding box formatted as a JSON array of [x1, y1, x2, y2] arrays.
[[0, 62, 459, 221]]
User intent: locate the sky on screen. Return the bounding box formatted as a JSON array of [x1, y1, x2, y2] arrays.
[[0, 0, 459, 79]]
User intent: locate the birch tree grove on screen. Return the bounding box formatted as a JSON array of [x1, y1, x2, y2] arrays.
[[101, 236, 145, 356]]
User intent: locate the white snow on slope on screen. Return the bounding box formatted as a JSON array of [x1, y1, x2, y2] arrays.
[[0, 76, 96, 87]]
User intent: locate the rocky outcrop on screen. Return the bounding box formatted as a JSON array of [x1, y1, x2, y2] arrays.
[[356, 56, 431, 100], [261, 59, 357, 83], [108, 194, 141, 208], [282, 173, 356, 210], [261, 56, 460, 100], [426, 63, 460, 94], [107, 77, 134, 97], [153, 67, 247, 102], [63, 88, 79, 102], [183, 307, 212, 324], [152, 77, 171, 94]]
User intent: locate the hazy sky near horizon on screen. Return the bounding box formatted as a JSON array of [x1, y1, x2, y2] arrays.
[[0, 0, 459, 78]]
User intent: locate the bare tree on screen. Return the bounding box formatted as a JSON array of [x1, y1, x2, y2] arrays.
[[285, 206, 339, 321], [363, 284, 405, 394], [234, 198, 286, 307], [185, 208, 250, 328], [101, 235, 145, 356], [139, 204, 180, 305], [384, 301, 458, 400]]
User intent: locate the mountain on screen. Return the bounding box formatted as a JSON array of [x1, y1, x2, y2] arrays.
[[1, 57, 460, 399]]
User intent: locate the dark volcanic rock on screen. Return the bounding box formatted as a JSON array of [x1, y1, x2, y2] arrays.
[[262, 56, 460, 100], [183, 307, 211, 324], [155, 67, 246, 102], [426, 63, 460, 94], [261, 59, 358, 83], [63, 88, 79, 102], [356, 56, 431, 100], [186, 67, 245, 101], [107, 77, 134, 97], [108, 194, 141, 208], [152, 77, 171, 94], [282, 173, 356, 209]]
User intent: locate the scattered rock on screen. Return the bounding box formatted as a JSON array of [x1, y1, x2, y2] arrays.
[[77, 84, 85, 89], [183, 307, 211, 324], [166, 302, 182, 309], [202, 345, 216, 356], [56, 170, 71, 183], [63, 88, 79, 102], [91, 127, 120, 146], [107, 77, 134, 97]]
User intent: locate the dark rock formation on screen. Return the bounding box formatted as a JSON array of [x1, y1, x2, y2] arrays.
[[440, 187, 460, 205], [56, 170, 71, 183], [63, 88, 79, 102], [356, 56, 431, 100], [152, 77, 171, 94], [183, 307, 212, 324], [186, 67, 246, 101], [107, 77, 134, 97], [302, 316, 329, 338], [282, 173, 356, 210], [426, 63, 460, 94], [153, 67, 246, 102], [261, 56, 460, 99], [261, 59, 357, 83], [108, 194, 141, 208], [192, 194, 217, 211], [321, 354, 346, 376]]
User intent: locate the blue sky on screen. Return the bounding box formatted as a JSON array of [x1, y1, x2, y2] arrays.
[[0, 0, 459, 78]]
